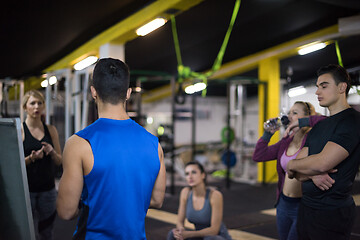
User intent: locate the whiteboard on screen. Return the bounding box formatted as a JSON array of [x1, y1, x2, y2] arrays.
[[0, 118, 35, 240]]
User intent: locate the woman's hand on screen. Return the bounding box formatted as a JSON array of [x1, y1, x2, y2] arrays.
[[179, 230, 192, 240], [284, 119, 299, 137], [31, 146, 44, 162], [172, 227, 184, 240], [42, 141, 54, 156]]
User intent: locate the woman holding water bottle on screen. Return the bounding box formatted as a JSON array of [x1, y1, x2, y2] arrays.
[[252, 101, 326, 240]]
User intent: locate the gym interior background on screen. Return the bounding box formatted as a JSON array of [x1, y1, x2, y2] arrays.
[[1, 0, 360, 239]]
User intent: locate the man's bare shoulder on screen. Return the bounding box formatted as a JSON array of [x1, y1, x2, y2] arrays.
[[64, 134, 91, 155]]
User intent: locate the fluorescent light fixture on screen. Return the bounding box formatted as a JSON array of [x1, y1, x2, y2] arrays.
[[298, 42, 327, 55], [74, 56, 98, 70], [288, 86, 307, 97], [41, 80, 48, 88], [185, 82, 207, 94], [136, 18, 167, 36], [49, 76, 57, 85]]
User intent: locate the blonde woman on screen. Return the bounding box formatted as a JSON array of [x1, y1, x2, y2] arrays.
[[22, 90, 62, 240], [253, 101, 328, 240]]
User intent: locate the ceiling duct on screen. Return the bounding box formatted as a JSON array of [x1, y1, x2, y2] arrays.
[[338, 15, 360, 36]]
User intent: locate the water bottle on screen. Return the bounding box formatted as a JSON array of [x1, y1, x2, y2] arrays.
[[264, 114, 290, 132]]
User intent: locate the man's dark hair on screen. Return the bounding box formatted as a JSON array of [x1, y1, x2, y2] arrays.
[[92, 58, 130, 104], [317, 64, 351, 96]]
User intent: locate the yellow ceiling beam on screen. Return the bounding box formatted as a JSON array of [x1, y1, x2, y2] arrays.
[[142, 24, 339, 103], [142, 81, 192, 103], [210, 25, 339, 79], [45, 0, 204, 72]]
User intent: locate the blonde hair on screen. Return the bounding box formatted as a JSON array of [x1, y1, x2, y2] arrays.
[[22, 90, 45, 110], [294, 101, 316, 134], [294, 101, 316, 116]]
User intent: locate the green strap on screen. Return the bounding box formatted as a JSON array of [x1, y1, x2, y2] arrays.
[[170, 0, 241, 95], [171, 15, 183, 77], [212, 0, 241, 72], [335, 40, 343, 67]]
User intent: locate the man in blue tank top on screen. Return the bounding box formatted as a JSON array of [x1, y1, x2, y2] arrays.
[[57, 58, 166, 240], [287, 64, 360, 240]]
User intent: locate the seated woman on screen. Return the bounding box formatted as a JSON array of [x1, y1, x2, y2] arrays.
[[167, 161, 232, 240]]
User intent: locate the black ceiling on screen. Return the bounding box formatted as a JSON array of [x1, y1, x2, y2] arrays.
[[2, 0, 360, 94]]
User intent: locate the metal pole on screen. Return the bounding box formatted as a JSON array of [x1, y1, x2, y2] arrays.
[[19, 81, 24, 122], [136, 78, 143, 126], [74, 72, 81, 132], [191, 93, 196, 161], [170, 77, 176, 195], [45, 76, 51, 124], [226, 83, 231, 189], [262, 82, 268, 185], [65, 69, 71, 140], [81, 70, 90, 129]]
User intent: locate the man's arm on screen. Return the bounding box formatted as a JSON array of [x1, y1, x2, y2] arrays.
[[149, 143, 166, 208], [56, 135, 86, 220], [289, 147, 309, 181], [290, 146, 337, 190], [288, 141, 349, 177]]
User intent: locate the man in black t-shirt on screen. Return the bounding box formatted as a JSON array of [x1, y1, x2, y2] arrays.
[[287, 64, 360, 240]]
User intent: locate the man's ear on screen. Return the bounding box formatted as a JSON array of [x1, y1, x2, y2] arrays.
[[339, 82, 347, 94], [90, 86, 97, 100], [126, 88, 132, 100]]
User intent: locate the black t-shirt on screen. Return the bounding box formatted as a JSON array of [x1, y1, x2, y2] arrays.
[[302, 108, 360, 209], [23, 122, 55, 192]]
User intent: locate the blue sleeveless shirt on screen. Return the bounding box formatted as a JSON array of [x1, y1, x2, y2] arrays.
[[73, 118, 160, 240]]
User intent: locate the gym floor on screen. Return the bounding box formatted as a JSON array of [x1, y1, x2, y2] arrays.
[[54, 176, 360, 240]]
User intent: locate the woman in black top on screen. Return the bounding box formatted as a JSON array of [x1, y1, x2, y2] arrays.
[[22, 90, 62, 240]]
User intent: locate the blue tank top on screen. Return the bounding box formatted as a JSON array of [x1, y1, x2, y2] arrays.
[[73, 118, 160, 240]]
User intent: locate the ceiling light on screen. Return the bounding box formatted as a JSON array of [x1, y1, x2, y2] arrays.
[[185, 82, 207, 94], [74, 56, 98, 70], [49, 76, 57, 85], [136, 18, 167, 36], [288, 86, 307, 97], [298, 42, 327, 55], [41, 80, 48, 88], [146, 117, 154, 125]]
